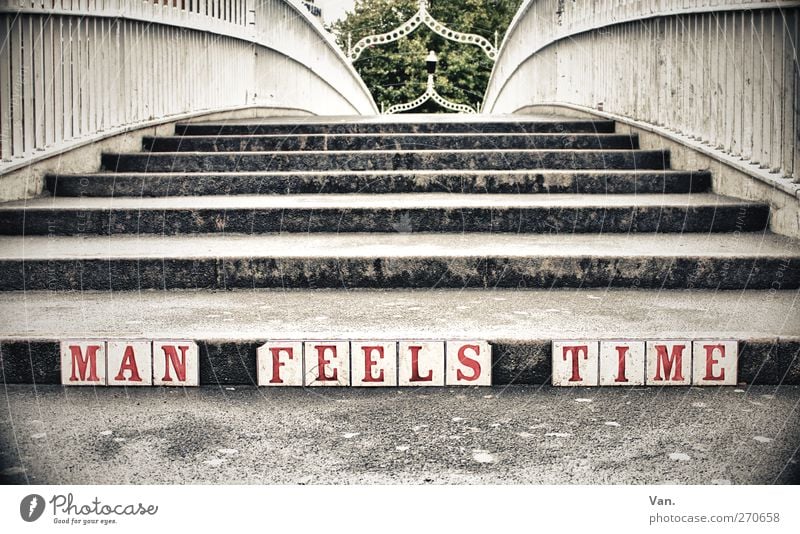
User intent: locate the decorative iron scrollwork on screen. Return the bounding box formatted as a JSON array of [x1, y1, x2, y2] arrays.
[[348, 0, 497, 62], [384, 73, 476, 114]]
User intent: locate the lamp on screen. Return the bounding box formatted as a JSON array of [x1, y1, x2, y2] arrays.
[[426, 50, 438, 74]]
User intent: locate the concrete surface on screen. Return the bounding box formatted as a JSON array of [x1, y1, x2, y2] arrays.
[[1, 385, 798, 484], [1, 288, 797, 342], [2, 232, 797, 260]]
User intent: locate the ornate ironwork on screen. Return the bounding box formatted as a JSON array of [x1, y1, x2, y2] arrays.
[[348, 0, 498, 62], [384, 73, 476, 114]]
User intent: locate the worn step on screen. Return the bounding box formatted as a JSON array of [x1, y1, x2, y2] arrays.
[[0, 232, 797, 290], [101, 149, 670, 172], [0, 288, 797, 385], [143, 133, 638, 152], [175, 119, 617, 136], [0, 194, 768, 235], [45, 170, 711, 197]]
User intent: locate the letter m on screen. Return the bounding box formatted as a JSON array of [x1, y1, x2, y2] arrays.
[[653, 344, 685, 381], [70, 345, 101, 382]]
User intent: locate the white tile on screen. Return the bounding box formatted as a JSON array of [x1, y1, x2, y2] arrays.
[[351, 341, 397, 387], [692, 340, 738, 386], [645, 340, 692, 385], [600, 340, 645, 386], [107, 341, 152, 386], [257, 341, 303, 386], [398, 341, 445, 386], [303, 341, 350, 386], [60, 340, 106, 386], [152, 340, 199, 387], [445, 341, 492, 386], [552, 341, 599, 386]]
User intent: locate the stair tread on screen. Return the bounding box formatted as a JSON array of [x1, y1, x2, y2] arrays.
[[1, 232, 796, 260], [1, 288, 796, 341], [179, 113, 601, 126], [3, 193, 763, 211], [151, 132, 632, 140]]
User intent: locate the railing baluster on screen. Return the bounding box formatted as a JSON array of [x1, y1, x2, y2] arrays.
[[0, 15, 12, 161]]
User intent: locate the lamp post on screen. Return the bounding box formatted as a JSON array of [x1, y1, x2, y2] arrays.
[[426, 50, 438, 97]]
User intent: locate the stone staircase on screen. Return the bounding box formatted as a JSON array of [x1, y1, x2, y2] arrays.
[[1, 115, 799, 385]]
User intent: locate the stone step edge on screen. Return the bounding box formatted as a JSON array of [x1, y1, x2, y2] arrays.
[[0, 203, 770, 236], [44, 170, 712, 197], [145, 132, 638, 140], [1, 338, 796, 385], [174, 120, 618, 134], [46, 169, 707, 177], [103, 148, 665, 156]]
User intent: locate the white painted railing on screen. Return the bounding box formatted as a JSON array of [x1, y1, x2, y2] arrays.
[[484, 0, 800, 184], [0, 0, 377, 173]]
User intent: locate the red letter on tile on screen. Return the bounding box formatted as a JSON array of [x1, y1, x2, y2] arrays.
[[408, 345, 433, 382], [702, 344, 726, 381], [70, 344, 101, 382], [161, 345, 189, 382], [114, 345, 142, 382], [361, 346, 385, 383], [653, 344, 685, 381], [456, 344, 481, 381], [614, 345, 629, 383], [563, 345, 589, 382], [269, 347, 294, 384], [316, 345, 338, 381]]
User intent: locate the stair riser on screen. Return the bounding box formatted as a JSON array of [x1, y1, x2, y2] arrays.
[[2, 257, 796, 290], [175, 121, 617, 136], [102, 151, 670, 172], [1, 339, 796, 385], [46, 172, 711, 197], [143, 134, 638, 152], [1, 205, 769, 235]]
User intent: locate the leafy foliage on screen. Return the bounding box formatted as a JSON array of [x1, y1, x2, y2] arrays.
[[332, 0, 522, 113]]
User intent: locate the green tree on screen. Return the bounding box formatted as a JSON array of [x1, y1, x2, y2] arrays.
[[332, 0, 522, 113]]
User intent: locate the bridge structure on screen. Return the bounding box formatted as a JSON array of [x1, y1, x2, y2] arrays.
[[0, 0, 799, 484]]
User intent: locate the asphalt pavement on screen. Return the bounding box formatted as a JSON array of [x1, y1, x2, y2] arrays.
[[1, 385, 798, 484]]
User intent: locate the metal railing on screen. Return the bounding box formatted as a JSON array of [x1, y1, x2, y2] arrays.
[[0, 0, 377, 173], [484, 0, 800, 183]]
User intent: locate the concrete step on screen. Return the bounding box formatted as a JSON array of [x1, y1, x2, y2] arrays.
[[0, 194, 768, 235], [101, 149, 670, 172], [175, 119, 617, 136], [1, 232, 797, 290], [143, 133, 638, 152], [0, 288, 797, 385], [45, 170, 711, 197]]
